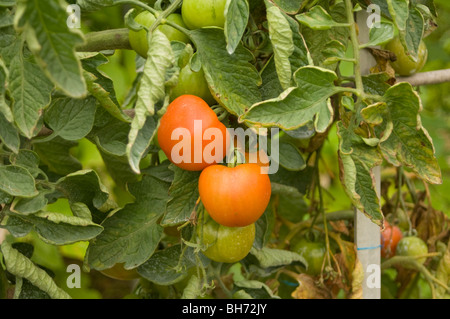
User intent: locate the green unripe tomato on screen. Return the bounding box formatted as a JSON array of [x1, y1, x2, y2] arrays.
[[198, 212, 255, 263], [292, 238, 326, 276], [170, 65, 216, 105], [129, 11, 190, 58], [396, 236, 428, 265], [181, 0, 227, 29], [385, 36, 428, 76]]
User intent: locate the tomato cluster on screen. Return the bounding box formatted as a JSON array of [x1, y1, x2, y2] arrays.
[[157, 93, 271, 262], [139, 0, 271, 263], [380, 221, 428, 263]]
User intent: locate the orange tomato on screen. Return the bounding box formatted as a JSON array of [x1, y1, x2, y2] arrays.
[[157, 95, 229, 171], [198, 163, 272, 227], [380, 221, 403, 258]]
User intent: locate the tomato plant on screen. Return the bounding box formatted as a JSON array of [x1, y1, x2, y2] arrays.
[[380, 221, 403, 259], [198, 163, 272, 227], [0, 0, 448, 301], [197, 211, 255, 263], [181, 0, 227, 29], [157, 94, 229, 171], [129, 11, 190, 58], [396, 236, 429, 265], [385, 36, 428, 76]]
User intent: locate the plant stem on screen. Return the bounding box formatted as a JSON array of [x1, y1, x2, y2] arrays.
[[115, 0, 157, 14], [149, 0, 183, 33], [76, 28, 132, 52], [344, 0, 364, 98]]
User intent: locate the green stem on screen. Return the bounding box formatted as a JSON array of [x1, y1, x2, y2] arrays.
[[115, 0, 158, 14], [344, 0, 366, 131], [344, 0, 364, 97], [149, 0, 183, 33]]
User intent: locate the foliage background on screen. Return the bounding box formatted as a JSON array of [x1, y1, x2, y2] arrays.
[[1, 0, 449, 299]]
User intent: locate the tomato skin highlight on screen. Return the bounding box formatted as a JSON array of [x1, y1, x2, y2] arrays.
[[380, 221, 403, 258], [198, 163, 272, 227], [157, 95, 229, 171], [181, 0, 227, 29], [198, 212, 255, 263]]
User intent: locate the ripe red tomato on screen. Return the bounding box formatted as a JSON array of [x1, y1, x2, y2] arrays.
[[198, 163, 272, 227], [198, 211, 255, 263], [157, 95, 229, 171], [380, 221, 403, 258]]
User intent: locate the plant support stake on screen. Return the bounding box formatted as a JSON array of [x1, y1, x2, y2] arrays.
[[355, 10, 381, 299]]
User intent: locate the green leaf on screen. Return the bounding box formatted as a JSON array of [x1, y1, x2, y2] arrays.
[[161, 165, 201, 227], [80, 53, 119, 106], [10, 191, 49, 215], [136, 29, 174, 117], [9, 51, 53, 138], [33, 137, 82, 176], [270, 165, 313, 196], [276, 141, 306, 171], [337, 122, 384, 225], [0, 111, 19, 153], [190, 28, 262, 116], [379, 83, 442, 184], [272, 0, 302, 14], [225, 0, 249, 55], [296, 5, 349, 30], [246, 246, 307, 271], [243, 66, 339, 132], [6, 211, 103, 245], [77, 0, 115, 11], [83, 71, 130, 124], [0, 56, 13, 123], [127, 29, 174, 174], [299, 2, 349, 69], [85, 174, 171, 270], [55, 169, 110, 212], [0, 240, 71, 299], [387, 0, 409, 33], [402, 7, 425, 62], [137, 245, 205, 286], [233, 279, 280, 299], [181, 275, 202, 299], [0, 25, 21, 67], [127, 114, 159, 174], [44, 97, 97, 141], [266, 2, 294, 90], [14, 0, 87, 98], [259, 57, 283, 100], [0, 165, 38, 198], [361, 21, 395, 48], [0, 1, 15, 7]]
